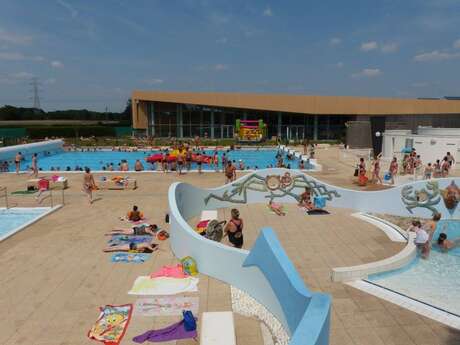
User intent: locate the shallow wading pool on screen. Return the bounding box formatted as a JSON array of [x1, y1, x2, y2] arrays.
[[367, 220, 460, 316]]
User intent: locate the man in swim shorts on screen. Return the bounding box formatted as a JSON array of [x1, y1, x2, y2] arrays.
[[106, 224, 159, 236]]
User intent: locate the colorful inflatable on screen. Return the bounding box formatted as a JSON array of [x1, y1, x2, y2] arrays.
[[145, 152, 212, 164]]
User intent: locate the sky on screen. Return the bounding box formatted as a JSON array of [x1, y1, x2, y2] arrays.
[[0, 0, 459, 112]]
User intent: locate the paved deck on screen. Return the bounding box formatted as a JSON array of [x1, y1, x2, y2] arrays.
[[0, 170, 459, 345]]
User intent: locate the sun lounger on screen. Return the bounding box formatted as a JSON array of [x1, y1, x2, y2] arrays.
[[27, 178, 68, 190], [200, 312, 236, 345]]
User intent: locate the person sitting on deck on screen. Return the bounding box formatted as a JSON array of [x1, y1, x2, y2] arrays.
[[298, 187, 314, 210], [127, 205, 143, 222], [106, 223, 159, 236], [103, 242, 158, 253]]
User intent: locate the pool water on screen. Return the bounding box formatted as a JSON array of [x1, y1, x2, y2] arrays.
[[0, 208, 51, 241], [16, 149, 309, 172], [367, 220, 460, 316]]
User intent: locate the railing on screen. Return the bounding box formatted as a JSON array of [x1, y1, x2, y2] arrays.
[[0, 186, 9, 208]]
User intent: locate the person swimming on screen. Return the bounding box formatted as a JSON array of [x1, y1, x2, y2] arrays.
[[437, 233, 460, 252]]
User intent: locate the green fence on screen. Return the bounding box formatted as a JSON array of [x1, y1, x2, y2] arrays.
[[114, 127, 132, 137], [0, 128, 27, 138]]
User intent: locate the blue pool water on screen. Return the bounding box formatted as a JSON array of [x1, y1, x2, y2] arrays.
[[368, 220, 460, 316], [0, 208, 51, 241], [15, 149, 308, 172]]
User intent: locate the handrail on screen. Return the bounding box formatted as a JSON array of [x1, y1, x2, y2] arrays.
[[0, 186, 8, 208]]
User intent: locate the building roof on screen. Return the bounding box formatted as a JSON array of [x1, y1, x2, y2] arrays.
[[132, 90, 460, 116]]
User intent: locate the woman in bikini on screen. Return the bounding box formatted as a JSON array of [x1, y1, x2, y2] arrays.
[[389, 157, 398, 185], [177, 152, 184, 175], [371, 153, 382, 184], [83, 167, 96, 204], [103, 242, 158, 253], [224, 208, 244, 248]]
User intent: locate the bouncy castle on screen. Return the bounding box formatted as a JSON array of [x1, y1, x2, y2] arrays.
[[235, 119, 267, 142]]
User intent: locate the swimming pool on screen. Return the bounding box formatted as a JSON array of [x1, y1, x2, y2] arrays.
[[0, 207, 57, 242], [367, 220, 460, 316], [16, 149, 310, 172]]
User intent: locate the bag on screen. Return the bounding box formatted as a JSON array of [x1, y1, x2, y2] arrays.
[[353, 168, 359, 177], [183, 310, 196, 331], [384, 172, 391, 181], [165, 213, 170, 224]]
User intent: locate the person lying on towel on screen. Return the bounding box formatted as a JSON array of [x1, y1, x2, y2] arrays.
[[103, 242, 158, 253], [106, 224, 159, 236], [268, 200, 286, 216], [298, 187, 314, 210]]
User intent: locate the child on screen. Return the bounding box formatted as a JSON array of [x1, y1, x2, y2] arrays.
[[424, 163, 433, 180], [409, 220, 430, 259]]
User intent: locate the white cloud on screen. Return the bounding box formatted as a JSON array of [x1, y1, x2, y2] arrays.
[[0, 28, 32, 45], [330, 37, 342, 45], [262, 6, 273, 17], [352, 68, 382, 78], [0, 52, 26, 60], [12, 71, 34, 79], [145, 78, 164, 85], [216, 37, 228, 44], [57, 0, 79, 18], [454, 39, 460, 49], [51, 60, 64, 68], [381, 42, 399, 53], [0, 52, 47, 62], [413, 50, 460, 62], [335, 62, 344, 68], [360, 41, 378, 51], [214, 64, 229, 71]]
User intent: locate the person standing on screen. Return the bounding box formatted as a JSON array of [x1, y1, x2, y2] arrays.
[[31, 153, 38, 177], [433, 159, 442, 178], [225, 160, 236, 184], [371, 153, 382, 184], [389, 157, 398, 185], [446, 152, 455, 168], [83, 167, 96, 204], [15, 152, 22, 174], [185, 149, 192, 171], [177, 151, 184, 175], [196, 153, 203, 174], [441, 156, 450, 177]]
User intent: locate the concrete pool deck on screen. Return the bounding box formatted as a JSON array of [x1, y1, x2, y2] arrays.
[[0, 164, 460, 344]]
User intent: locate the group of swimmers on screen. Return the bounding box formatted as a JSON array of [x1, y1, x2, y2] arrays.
[[409, 213, 460, 258]]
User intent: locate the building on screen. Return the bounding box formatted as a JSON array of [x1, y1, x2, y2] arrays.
[[131, 91, 460, 146], [382, 127, 460, 165]]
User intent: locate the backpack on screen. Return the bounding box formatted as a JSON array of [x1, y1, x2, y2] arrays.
[[183, 310, 196, 331]]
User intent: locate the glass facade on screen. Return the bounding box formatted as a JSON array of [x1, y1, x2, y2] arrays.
[[142, 101, 359, 141]]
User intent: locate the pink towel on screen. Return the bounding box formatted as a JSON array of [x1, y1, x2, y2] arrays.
[[150, 264, 187, 279]]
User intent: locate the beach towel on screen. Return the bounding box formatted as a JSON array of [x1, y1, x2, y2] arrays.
[[150, 264, 186, 279], [134, 297, 199, 316], [132, 320, 197, 343], [11, 190, 36, 195], [128, 276, 199, 296], [111, 253, 150, 263], [88, 304, 133, 345], [108, 235, 152, 246]]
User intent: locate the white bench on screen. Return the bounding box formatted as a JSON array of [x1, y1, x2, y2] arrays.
[[200, 311, 236, 345], [200, 210, 218, 221]]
